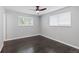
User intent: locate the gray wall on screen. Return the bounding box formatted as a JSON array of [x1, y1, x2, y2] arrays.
[[6, 10, 40, 41], [5, 7, 79, 48], [40, 7, 79, 48], [0, 7, 4, 51]]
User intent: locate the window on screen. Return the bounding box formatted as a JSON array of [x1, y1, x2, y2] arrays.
[[49, 12, 71, 26], [49, 15, 58, 26], [18, 16, 33, 26]]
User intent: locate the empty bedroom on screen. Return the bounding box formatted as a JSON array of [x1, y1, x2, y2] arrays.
[[0, 6, 79, 53]]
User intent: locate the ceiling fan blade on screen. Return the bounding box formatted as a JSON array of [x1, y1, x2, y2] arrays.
[[39, 8, 47, 11]]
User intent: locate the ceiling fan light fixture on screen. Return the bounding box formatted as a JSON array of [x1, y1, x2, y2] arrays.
[[36, 10, 40, 14]]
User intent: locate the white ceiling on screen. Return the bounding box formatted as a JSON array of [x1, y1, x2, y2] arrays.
[[4, 6, 67, 15]]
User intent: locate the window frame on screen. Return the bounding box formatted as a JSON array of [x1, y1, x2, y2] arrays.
[[49, 12, 71, 26], [18, 16, 34, 26]]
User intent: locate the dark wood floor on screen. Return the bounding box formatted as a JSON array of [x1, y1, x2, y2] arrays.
[[1, 35, 79, 53]]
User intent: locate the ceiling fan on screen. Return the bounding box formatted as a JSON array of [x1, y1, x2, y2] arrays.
[[29, 6, 47, 14], [36, 6, 47, 11]]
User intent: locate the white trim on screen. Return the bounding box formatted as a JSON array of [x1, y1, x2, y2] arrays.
[[0, 7, 5, 52], [5, 34, 79, 49], [3, 9, 7, 41], [0, 43, 3, 52], [5, 34, 40, 41], [41, 35, 79, 49]]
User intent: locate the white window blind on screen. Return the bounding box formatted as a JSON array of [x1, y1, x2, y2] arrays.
[[49, 15, 58, 26], [49, 12, 71, 26]]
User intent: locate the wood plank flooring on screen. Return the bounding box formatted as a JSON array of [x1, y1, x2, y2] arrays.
[[1, 35, 79, 53]]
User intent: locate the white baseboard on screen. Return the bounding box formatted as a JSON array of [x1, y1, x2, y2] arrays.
[[5, 34, 40, 41], [41, 35, 79, 49], [0, 43, 3, 52], [5, 34, 79, 49]]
